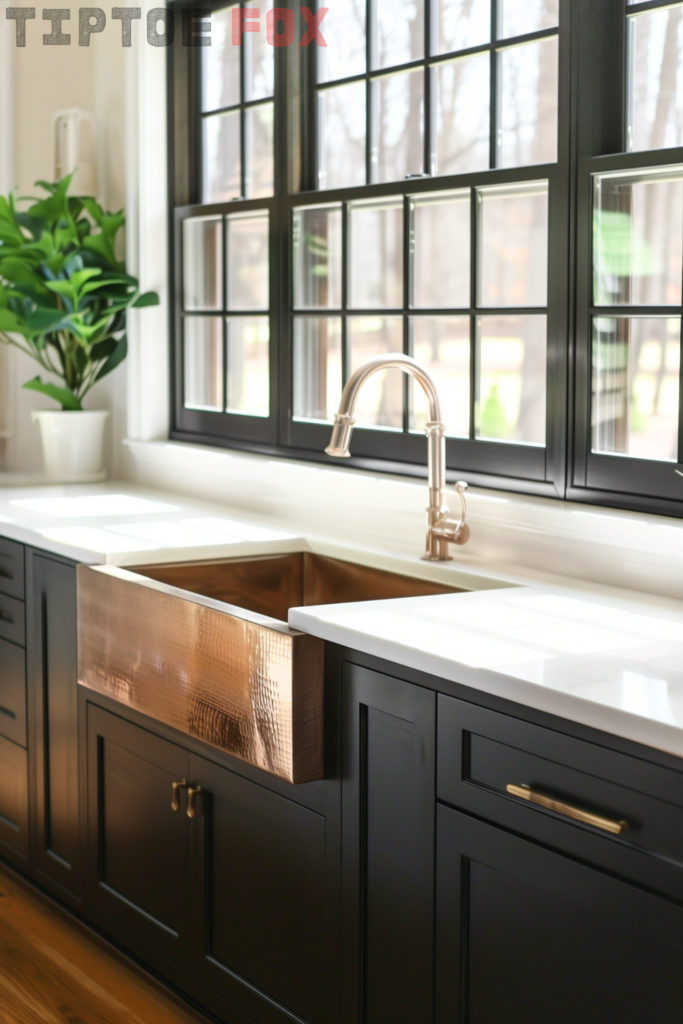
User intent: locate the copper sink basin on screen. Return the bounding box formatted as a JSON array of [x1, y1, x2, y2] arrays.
[[77, 554, 460, 785]]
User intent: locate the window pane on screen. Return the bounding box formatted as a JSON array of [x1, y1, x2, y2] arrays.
[[348, 317, 404, 428], [592, 317, 680, 462], [410, 191, 470, 308], [245, 102, 274, 198], [318, 82, 367, 189], [202, 6, 240, 112], [183, 216, 222, 311], [594, 171, 683, 307], [184, 317, 223, 411], [319, 0, 366, 82], [435, 54, 490, 176], [203, 111, 241, 202], [245, 3, 274, 101], [629, 6, 683, 153], [476, 315, 547, 445], [498, 0, 559, 39], [293, 318, 343, 421], [411, 316, 470, 437], [226, 317, 270, 416], [349, 199, 404, 308], [478, 182, 549, 308], [498, 36, 558, 168], [372, 70, 424, 182], [437, 0, 490, 55], [293, 206, 342, 309], [374, 0, 423, 69], [227, 212, 269, 311]]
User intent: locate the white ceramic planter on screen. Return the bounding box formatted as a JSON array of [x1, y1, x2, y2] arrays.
[[32, 410, 109, 482]]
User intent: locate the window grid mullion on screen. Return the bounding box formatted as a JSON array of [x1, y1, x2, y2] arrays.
[[469, 185, 478, 441]]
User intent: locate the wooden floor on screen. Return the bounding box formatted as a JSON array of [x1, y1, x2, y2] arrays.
[[0, 863, 206, 1024]]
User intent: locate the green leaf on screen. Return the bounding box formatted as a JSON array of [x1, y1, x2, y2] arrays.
[[0, 309, 28, 335], [24, 306, 69, 333], [131, 291, 160, 308], [90, 337, 118, 361], [22, 376, 82, 411], [82, 233, 118, 269], [95, 334, 127, 381]]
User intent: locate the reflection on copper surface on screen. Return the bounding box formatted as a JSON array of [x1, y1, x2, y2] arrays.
[[77, 565, 324, 784], [78, 554, 457, 784]]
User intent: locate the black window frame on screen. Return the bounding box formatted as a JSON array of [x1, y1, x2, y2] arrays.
[[569, 0, 683, 516], [168, 0, 683, 517]]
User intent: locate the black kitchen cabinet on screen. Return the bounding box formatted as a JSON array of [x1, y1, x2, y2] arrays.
[[85, 702, 334, 1024], [340, 663, 435, 1024], [0, 734, 29, 864], [436, 803, 683, 1024], [26, 549, 80, 903]]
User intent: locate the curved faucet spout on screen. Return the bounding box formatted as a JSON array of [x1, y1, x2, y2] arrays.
[[324, 354, 469, 561]]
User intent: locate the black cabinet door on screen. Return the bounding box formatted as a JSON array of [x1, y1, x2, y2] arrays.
[[436, 803, 683, 1024], [0, 734, 29, 864], [188, 753, 328, 1024], [341, 664, 435, 1024], [85, 705, 193, 966], [27, 551, 80, 901]]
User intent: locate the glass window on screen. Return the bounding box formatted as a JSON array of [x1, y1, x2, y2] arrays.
[[200, 1, 274, 202], [478, 182, 549, 308], [476, 315, 547, 445], [411, 316, 470, 436], [226, 317, 270, 416], [592, 317, 680, 462], [410, 190, 471, 309], [317, 0, 560, 189], [184, 318, 224, 412], [593, 169, 683, 307], [227, 212, 269, 311], [628, 4, 683, 153], [349, 199, 404, 309], [293, 318, 343, 421], [183, 217, 222, 312]]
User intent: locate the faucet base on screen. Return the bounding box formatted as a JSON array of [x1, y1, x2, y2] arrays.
[[421, 553, 453, 563]]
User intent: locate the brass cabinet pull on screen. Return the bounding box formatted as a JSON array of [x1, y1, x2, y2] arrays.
[[506, 784, 628, 835], [171, 779, 187, 812], [187, 785, 203, 819]]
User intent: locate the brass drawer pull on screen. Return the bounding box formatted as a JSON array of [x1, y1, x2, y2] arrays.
[[171, 779, 187, 812], [0, 609, 13, 623], [506, 784, 628, 835], [187, 785, 203, 819]]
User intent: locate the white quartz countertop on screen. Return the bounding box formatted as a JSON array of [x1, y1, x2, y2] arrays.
[[3, 481, 683, 762]]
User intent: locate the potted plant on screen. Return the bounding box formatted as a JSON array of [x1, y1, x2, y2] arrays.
[[0, 174, 159, 480]]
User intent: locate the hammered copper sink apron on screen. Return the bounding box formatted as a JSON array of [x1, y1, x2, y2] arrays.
[[77, 553, 458, 784]]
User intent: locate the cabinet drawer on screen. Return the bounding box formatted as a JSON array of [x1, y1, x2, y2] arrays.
[[0, 735, 28, 862], [438, 695, 683, 897], [0, 639, 26, 746], [0, 594, 24, 647], [0, 538, 24, 600]]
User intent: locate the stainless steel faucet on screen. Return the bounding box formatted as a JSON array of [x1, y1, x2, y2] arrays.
[[325, 354, 470, 561]]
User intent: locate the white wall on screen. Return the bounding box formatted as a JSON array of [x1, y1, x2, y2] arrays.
[[0, 14, 128, 477]]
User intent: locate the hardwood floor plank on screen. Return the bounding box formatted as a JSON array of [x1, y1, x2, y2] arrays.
[[0, 865, 206, 1024]]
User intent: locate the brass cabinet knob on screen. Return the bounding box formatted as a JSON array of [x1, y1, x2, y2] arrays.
[[171, 779, 187, 812], [187, 785, 203, 819]]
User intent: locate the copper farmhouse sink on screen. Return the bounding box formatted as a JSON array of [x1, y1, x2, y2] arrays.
[[77, 553, 460, 784]]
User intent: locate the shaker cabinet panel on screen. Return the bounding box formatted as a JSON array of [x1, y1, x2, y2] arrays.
[[341, 663, 435, 1024], [189, 754, 328, 1024], [0, 735, 29, 864], [436, 803, 683, 1024], [0, 536, 25, 600], [0, 637, 27, 747], [85, 705, 192, 965], [27, 551, 80, 901]]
